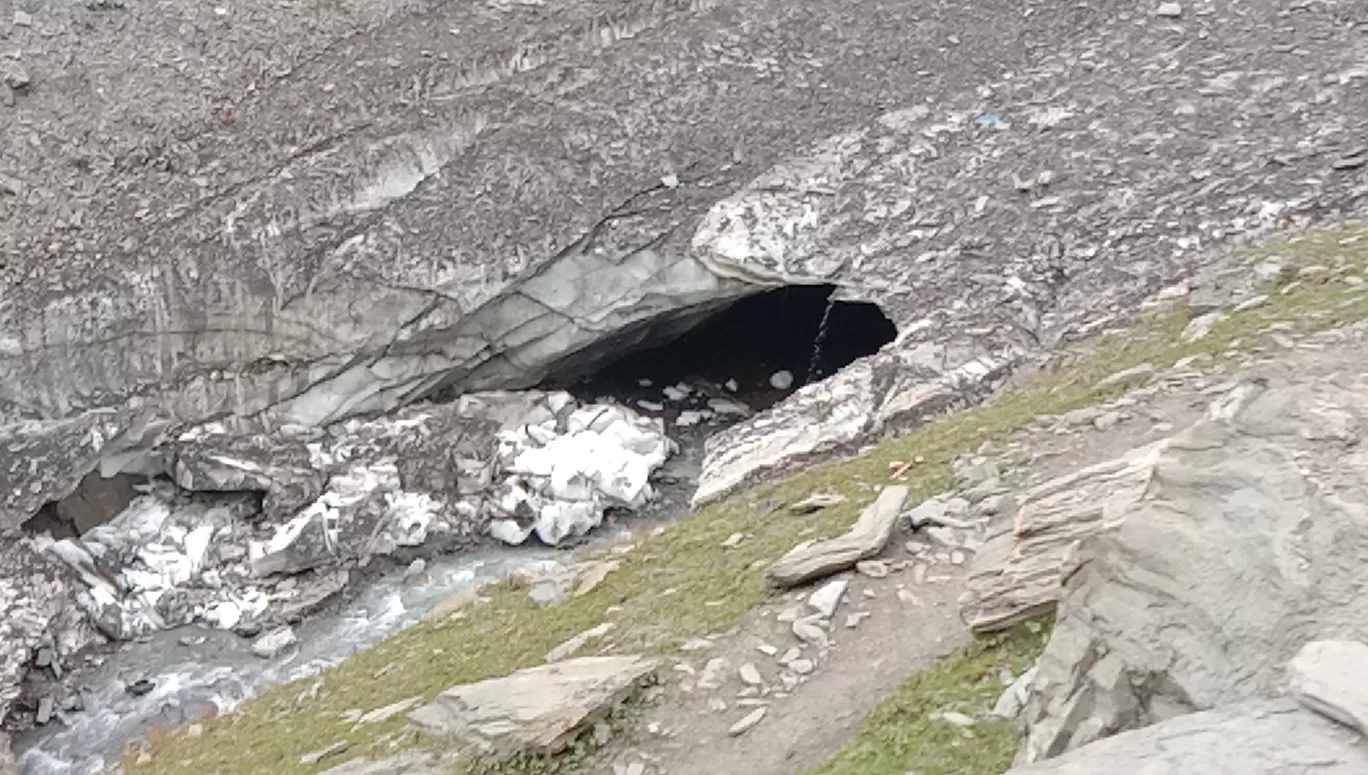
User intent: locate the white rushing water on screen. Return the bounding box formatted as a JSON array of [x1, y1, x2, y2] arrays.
[[15, 547, 561, 775]]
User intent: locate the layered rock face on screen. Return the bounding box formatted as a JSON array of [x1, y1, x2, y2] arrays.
[[963, 373, 1368, 765]]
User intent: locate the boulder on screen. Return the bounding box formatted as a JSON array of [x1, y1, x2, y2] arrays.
[[1006, 699, 1368, 775], [407, 655, 658, 757], [1008, 378, 1368, 763]]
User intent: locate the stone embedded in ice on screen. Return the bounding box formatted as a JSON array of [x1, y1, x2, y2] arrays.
[[769, 370, 795, 390], [662, 385, 690, 402], [676, 410, 710, 427], [707, 397, 752, 417]]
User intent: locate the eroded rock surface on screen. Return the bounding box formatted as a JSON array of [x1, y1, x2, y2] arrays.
[[1008, 378, 1368, 763], [1006, 699, 1368, 775]]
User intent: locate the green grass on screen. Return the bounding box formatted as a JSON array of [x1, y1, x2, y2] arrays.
[[804, 619, 1052, 775], [129, 223, 1368, 775]]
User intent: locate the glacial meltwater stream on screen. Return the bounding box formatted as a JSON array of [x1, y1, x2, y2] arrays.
[[15, 547, 562, 775]]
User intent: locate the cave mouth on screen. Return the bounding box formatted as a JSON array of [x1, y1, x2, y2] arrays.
[[542, 284, 898, 419]]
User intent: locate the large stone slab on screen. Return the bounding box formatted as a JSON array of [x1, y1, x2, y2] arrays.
[[763, 485, 908, 588], [1006, 699, 1368, 775], [1012, 378, 1368, 763], [407, 655, 658, 757]]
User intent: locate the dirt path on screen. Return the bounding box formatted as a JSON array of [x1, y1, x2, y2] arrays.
[[581, 316, 1368, 775]]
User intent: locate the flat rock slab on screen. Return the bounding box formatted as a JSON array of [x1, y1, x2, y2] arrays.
[[1006, 699, 1368, 775], [1288, 640, 1368, 735], [764, 486, 908, 588], [407, 655, 658, 757], [959, 437, 1171, 633]]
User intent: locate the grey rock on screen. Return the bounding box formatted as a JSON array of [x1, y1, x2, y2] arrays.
[[527, 569, 578, 607], [35, 696, 53, 725], [854, 559, 889, 578], [697, 657, 730, 690], [357, 697, 424, 725], [788, 492, 847, 515], [1011, 379, 1368, 763], [300, 740, 350, 765], [1181, 310, 1225, 343], [1006, 700, 1368, 775], [728, 707, 768, 736], [544, 622, 615, 663], [807, 579, 848, 618], [737, 663, 764, 687], [1287, 640, 1368, 735], [961, 435, 1174, 633], [407, 655, 658, 757], [791, 615, 829, 648], [251, 625, 298, 659], [1155, 2, 1183, 18], [1094, 363, 1156, 391], [992, 667, 1036, 720], [765, 486, 908, 588]]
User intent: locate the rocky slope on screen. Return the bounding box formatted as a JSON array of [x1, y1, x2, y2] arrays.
[[3, 0, 1368, 769]]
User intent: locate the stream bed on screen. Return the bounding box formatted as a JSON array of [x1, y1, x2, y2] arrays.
[[14, 547, 563, 775], [12, 399, 713, 775]]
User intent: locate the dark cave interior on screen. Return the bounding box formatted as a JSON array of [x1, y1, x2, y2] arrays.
[[545, 284, 898, 414]]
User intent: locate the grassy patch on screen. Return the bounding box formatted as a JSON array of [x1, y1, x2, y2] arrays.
[[804, 619, 1052, 775], [129, 223, 1368, 775]]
